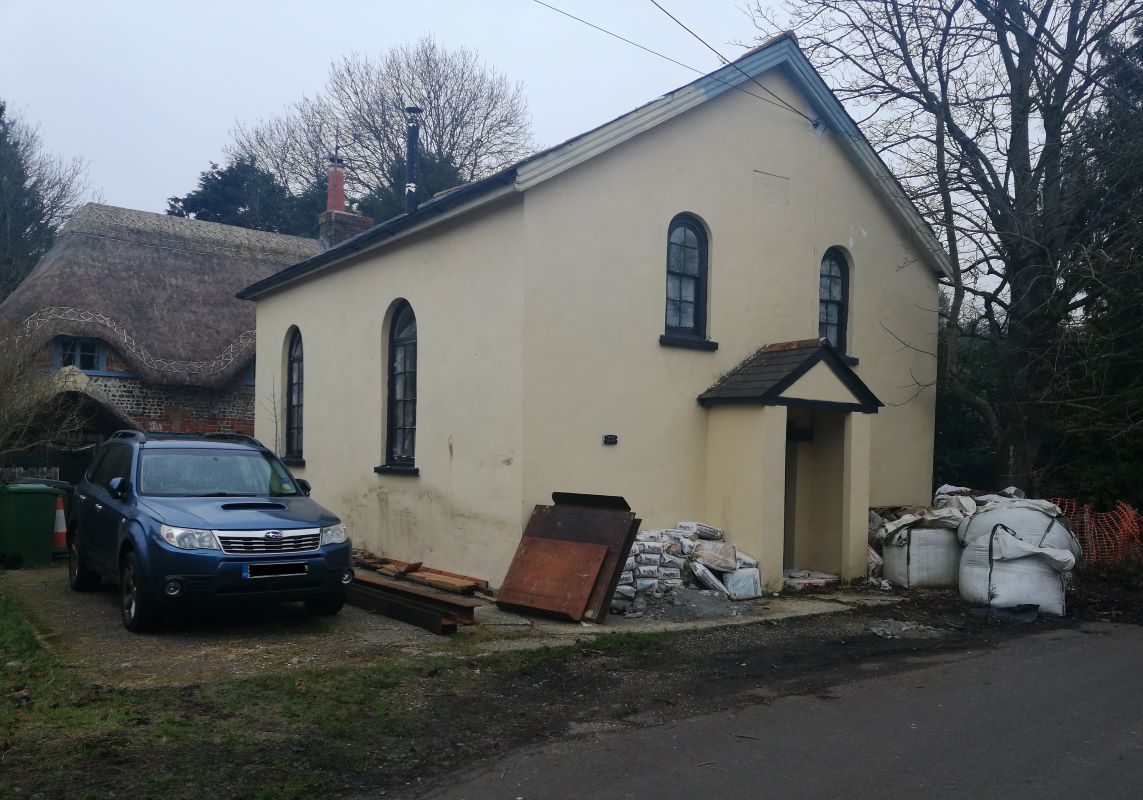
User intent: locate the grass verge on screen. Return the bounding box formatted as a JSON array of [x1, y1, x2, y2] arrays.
[[1, 591, 423, 799], [0, 592, 680, 800]]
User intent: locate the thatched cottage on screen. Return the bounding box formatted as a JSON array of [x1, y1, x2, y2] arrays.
[[239, 34, 952, 590], [0, 203, 322, 445]]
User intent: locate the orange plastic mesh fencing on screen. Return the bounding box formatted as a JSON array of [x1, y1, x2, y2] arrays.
[[1051, 499, 1143, 566]]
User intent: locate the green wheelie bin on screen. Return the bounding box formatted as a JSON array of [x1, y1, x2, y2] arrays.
[[0, 483, 64, 568]]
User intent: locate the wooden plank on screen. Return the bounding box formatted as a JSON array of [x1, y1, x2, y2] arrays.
[[496, 538, 609, 621], [403, 571, 480, 593], [415, 565, 489, 591], [353, 570, 482, 607], [353, 553, 489, 593], [353, 571, 481, 624]]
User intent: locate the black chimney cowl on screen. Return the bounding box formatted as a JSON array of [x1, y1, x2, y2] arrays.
[[404, 106, 423, 215]]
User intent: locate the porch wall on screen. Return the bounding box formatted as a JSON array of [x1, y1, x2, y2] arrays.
[[793, 411, 846, 573], [704, 405, 787, 590]]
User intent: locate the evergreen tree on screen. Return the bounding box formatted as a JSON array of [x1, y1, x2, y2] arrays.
[[0, 100, 61, 299], [1040, 29, 1143, 505], [356, 151, 464, 223], [167, 157, 323, 237]]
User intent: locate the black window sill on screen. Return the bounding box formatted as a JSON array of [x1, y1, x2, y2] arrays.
[[374, 464, 420, 476], [659, 334, 719, 352], [842, 354, 859, 366], [282, 457, 306, 467]]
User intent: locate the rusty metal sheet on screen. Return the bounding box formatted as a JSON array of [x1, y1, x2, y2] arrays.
[[496, 538, 610, 621], [520, 494, 641, 623]]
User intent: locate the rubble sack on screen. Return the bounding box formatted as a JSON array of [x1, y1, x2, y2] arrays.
[[882, 525, 960, 588], [957, 499, 1082, 560], [959, 524, 1075, 616]]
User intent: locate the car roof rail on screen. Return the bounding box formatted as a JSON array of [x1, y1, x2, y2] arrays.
[[137, 431, 266, 448], [203, 432, 265, 448], [110, 430, 145, 441]]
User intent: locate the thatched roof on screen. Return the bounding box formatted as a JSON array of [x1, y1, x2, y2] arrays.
[[0, 203, 321, 388]]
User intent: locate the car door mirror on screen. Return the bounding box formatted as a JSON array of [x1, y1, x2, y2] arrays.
[[296, 479, 312, 496], [108, 477, 130, 499]]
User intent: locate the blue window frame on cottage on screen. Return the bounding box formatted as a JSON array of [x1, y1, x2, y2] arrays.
[[819, 248, 849, 353], [52, 337, 130, 376]]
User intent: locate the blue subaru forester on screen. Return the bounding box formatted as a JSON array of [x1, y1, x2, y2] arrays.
[[68, 431, 353, 632]]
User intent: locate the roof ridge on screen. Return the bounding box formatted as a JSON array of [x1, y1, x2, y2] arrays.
[[240, 31, 951, 300], [65, 203, 321, 263]]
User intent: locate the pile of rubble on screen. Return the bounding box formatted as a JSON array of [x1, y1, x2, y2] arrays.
[[610, 522, 763, 618], [869, 485, 1084, 616]]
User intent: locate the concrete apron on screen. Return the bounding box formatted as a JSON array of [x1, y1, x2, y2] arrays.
[[466, 591, 902, 653]]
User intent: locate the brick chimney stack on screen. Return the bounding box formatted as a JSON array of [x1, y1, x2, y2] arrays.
[[318, 155, 374, 249]]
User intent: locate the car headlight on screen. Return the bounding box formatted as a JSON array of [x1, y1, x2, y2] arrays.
[[159, 524, 219, 550], [320, 524, 348, 545]]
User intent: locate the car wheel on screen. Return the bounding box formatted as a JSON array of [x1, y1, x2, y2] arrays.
[[304, 592, 345, 616], [120, 551, 160, 633], [68, 532, 101, 592]]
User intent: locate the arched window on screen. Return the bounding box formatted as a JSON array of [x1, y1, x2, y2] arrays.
[[285, 329, 304, 459], [386, 302, 417, 467], [819, 248, 849, 352], [664, 214, 709, 340]]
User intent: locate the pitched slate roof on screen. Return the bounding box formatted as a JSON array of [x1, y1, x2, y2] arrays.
[[0, 203, 322, 388], [239, 32, 952, 301], [697, 338, 882, 412]]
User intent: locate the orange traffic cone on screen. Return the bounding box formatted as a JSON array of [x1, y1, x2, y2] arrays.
[[52, 496, 68, 561]]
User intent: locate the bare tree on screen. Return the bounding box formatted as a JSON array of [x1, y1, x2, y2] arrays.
[[0, 100, 93, 299], [751, 1, 1143, 493], [229, 36, 534, 201], [0, 326, 88, 460]]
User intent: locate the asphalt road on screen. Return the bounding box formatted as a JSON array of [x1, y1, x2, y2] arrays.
[[416, 623, 1143, 800]]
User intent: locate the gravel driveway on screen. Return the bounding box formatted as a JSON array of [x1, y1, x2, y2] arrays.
[[1, 564, 439, 687], [2, 564, 908, 692]]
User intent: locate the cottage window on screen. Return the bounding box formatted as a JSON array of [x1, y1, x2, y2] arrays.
[[57, 337, 102, 371], [285, 329, 304, 460], [819, 248, 849, 352], [663, 214, 710, 343], [386, 302, 417, 468]]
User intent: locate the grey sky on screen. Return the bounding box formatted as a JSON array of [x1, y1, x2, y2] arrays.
[[1, 0, 765, 213]]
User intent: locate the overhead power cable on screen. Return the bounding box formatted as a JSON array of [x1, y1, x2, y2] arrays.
[[529, 0, 816, 122], [646, 0, 814, 122]]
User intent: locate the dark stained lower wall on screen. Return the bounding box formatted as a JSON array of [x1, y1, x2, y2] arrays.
[[89, 376, 255, 434]]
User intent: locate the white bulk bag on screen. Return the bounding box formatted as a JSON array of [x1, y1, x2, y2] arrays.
[[934, 487, 978, 515], [882, 526, 960, 588], [957, 500, 1082, 561], [959, 525, 1075, 616]]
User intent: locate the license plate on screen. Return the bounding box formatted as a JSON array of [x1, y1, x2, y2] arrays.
[[244, 562, 308, 579]]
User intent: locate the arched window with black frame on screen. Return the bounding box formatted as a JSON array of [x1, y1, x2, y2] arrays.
[[285, 328, 304, 460], [819, 248, 849, 352], [386, 302, 417, 467], [664, 214, 709, 340]]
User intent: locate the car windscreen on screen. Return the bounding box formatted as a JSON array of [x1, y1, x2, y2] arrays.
[[138, 448, 300, 497]]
